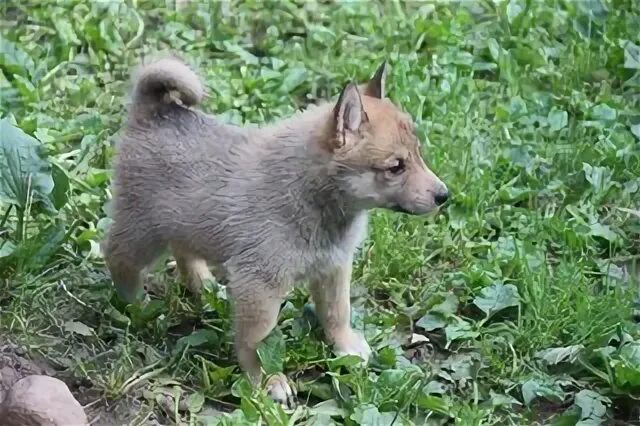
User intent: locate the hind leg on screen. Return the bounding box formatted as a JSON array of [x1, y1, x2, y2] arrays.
[[234, 291, 295, 406], [226, 271, 295, 406], [171, 244, 214, 294], [103, 221, 166, 303]]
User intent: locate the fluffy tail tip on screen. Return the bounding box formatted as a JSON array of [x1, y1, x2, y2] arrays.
[[132, 56, 204, 111]]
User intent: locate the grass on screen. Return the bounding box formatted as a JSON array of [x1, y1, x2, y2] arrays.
[[1, 0, 639, 424]]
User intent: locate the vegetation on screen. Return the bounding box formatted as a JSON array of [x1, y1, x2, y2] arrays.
[[1, 0, 639, 424]]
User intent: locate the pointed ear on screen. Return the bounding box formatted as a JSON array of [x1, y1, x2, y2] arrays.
[[334, 82, 365, 133], [362, 60, 388, 99], [332, 83, 367, 150]]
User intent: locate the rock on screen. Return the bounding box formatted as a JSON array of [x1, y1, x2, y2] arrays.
[[1, 366, 18, 389], [0, 366, 18, 403], [0, 375, 87, 426]]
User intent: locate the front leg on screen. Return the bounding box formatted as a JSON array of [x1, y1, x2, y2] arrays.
[[309, 261, 371, 362]]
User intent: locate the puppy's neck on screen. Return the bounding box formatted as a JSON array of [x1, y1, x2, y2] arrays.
[[264, 103, 365, 226], [298, 109, 366, 224]]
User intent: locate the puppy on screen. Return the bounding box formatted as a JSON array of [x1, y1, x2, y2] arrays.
[[103, 56, 448, 404]]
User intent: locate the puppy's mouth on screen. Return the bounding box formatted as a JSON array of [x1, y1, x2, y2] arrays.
[[389, 204, 440, 216], [389, 205, 416, 215]]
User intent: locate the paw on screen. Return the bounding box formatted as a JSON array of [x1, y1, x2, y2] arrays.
[[333, 328, 372, 363], [265, 373, 296, 409]]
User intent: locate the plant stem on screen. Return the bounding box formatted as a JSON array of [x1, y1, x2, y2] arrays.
[[15, 207, 24, 241]]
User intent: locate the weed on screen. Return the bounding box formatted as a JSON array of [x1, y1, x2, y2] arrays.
[[1, 0, 639, 424]]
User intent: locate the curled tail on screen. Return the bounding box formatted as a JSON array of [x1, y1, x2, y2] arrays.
[[130, 56, 204, 117]]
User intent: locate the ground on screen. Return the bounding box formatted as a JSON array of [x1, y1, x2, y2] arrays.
[[1, 0, 640, 425]]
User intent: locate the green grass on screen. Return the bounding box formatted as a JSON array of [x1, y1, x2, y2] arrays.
[[1, 0, 639, 424]]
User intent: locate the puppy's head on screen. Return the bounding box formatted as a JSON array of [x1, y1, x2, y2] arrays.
[[326, 62, 448, 215]]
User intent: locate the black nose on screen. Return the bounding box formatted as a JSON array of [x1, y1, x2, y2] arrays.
[[434, 191, 449, 206]]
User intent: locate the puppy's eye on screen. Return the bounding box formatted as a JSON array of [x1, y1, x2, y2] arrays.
[[387, 159, 406, 175]]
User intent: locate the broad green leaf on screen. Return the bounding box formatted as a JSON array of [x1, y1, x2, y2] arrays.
[[441, 353, 480, 381], [415, 394, 450, 414], [12, 74, 37, 104], [591, 104, 616, 122], [0, 118, 54, 209], [489, 390, 521, 407], [631, 124, 640, 141], [574, 390, 610, 425], [508, 96, 527, 119], [497, 186, 534, 203], [240, 397, 259, 422], [589, 223, 618, 242], [582, 163, 613, 195], [175, 329, 219, 353], [15, 221, 66, 271], [0, 34, 34, 77], [429, 292, 459, 316], [447, 204, 469, 230], [231, 376, 253, 399], [445, 320, 479, 344], [377, 369, 417, 389], [416, 313, 446, 331], [423, 381, 447, 395], [612, 342, 640, 388], [50, 163, 69, 210], [53, 19, 82, 45], [281, 67, 308, 92], [506, 0, 524, 24], [308, 399, 346, 418], [473, 283, 520, 316], [377, 346, 396, 367], [618, 342, 640, 366], [186, 392, 205, 413], [0, 241, 15, 258], [327, 354, 365, 370], [223, 41, 259, 65], [64, 320, 94, 336], [493, 236, 519, 259], [614, 361, 640, 388], [553, 410, 581, 426], [622, 41, 640, 69], [512, 46, 546, 67], [350, 404, 395, 426], [535, 345, 583, 365], [473, 61, 497, 72], [548, 108, 568, 131], [256, 328, 285, 375], [487, 38, 501, 61], [521, 378, 564, 405], [126, 300, 166, 326]]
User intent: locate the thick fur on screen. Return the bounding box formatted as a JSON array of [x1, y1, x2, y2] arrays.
[[103, 57, 447, 398], [129, 56, 204, 118]]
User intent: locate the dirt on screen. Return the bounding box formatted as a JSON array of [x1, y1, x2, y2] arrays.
[[2, 333, 638, 425], [0, 342, 56, 403], [0, 338, 155, 426]]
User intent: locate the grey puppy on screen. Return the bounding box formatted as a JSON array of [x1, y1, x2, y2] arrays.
[[103, 56, 448, 403]]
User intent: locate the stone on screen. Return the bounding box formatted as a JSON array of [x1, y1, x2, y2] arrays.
[[0, 375, 87, 426], [0, 366, 18, 389]]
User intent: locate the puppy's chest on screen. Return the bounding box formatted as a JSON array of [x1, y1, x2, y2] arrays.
[[305, 212, 368, 272]]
